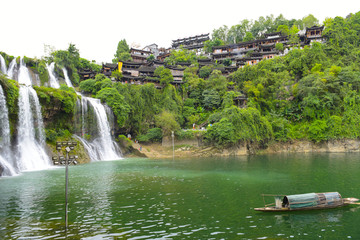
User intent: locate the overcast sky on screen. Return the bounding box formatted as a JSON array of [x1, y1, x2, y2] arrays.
[[1, 0, 359, 63]]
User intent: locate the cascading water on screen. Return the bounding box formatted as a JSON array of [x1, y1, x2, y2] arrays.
[[0, 85, 17, 176], [0, 54, 7, 74], [59, 68, 122, 161], [62, 67, 74, 88], [16, 58, 50, 171], [79, 97, 122, 161], [7, 59, 17, 80], [46, 62, 60, 88]]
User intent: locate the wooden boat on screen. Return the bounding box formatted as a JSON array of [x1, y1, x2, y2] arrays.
[[254, 192, 359, 212]]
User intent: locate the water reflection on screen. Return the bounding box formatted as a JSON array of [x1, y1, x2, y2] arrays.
[[0, 170, 63, 239], [274, 210, 342, 227], [1, 154, 360, 239]]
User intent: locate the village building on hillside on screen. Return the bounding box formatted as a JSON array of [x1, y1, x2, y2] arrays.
[[78, 69, 96, 80], [143, 44, 159, 58], [130, 48, 152, 63], [172, 33, 210, 55], [304, 25, 326, 44], [101, 63, 118, 77], [157, 48, 171, 61], [78, 27, 325, 86], [212, 26, 325, 67]]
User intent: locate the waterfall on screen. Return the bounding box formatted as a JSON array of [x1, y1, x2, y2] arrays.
[[60, 69, 122, 161], [0, 85, 17, 176], [82, 97, 121, 161], [16, 58, 50, 171], [62, 67, 74, 88], [7, 59, 17, 80], [0, 55, 7, 74], [46, 62, 60, 88]]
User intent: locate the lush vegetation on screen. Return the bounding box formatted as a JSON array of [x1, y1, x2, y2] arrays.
[[0, 74, 19, 136], [113, 39, 132, 63], [34, 85, 78, 142], [2, 11, 360, 149]]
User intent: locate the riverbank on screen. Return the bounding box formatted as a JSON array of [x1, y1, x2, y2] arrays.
[[123, 139, 360, 159]]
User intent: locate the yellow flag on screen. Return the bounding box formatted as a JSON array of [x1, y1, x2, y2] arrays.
[[118, 62, 123, 72]]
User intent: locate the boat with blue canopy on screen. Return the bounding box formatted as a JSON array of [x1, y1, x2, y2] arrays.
[[254, 192, 359, 212]]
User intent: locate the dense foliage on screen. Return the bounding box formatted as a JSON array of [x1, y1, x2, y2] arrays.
[[34, 85, 78, 130], [0, 74, 19, 136], [2, 11, 360, 148], [113, 39, 132, 63]]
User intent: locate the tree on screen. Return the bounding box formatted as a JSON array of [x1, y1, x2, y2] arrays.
[[111, 70, 123, 81], [222, 58, 232, 67], [202, 89, 221, 110], [212, 25, 229, 43], [147, 54, 155, 62], [154, 66, 173, 86], [289, 25, 300, 45], [250, 15, 276, 37], [96, 87, 130, 126], [275, 43, 284, 52], [155, 110, 180, 135], [113, 39, 132, 63], [302, 14, 319, 28], [243, 32, 254, 42], [164, 47, 197, 65], [205, 118, 237, 146], [198, 65, 214, 79], [204, 38, 224, 53], [227, 20, 252, 43], [205, 70, 228, 97], [277, 25, 290, 35]]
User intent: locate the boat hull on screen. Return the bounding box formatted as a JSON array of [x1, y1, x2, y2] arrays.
[[254, 203, 349, 212]]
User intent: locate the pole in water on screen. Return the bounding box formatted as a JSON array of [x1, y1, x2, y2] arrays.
[[65, 146, 71, 229], [171, 131, 174, 161], [54, 141, 78, 230]]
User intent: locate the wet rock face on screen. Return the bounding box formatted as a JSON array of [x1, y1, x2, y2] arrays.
[[0, 164, 3, 176]]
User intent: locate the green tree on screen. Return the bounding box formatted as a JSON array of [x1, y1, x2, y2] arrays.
[[277, 25, 290, 35], [212, 25, 229, 43], [147, 54, 155, 62], [202, 89, 221, 110], [243, 32, 254, 42], [113, 39, 132, 63], [51, 43, 81, 85], [164, 47, 197, 65], [154, 66, 173, 86], [205, 70, 227, 96], [198, 65, 214, 79], [111, 70, 123, 81], [227, 20, 252, 43], [275, 42, 284, 52], [302, 14, 319, 28], [204, 38, 224, 53], [289, 25, 300, 45], [205, 118, 237, 146], [155, 110, 180, 135], [96, 87, 130, 126]]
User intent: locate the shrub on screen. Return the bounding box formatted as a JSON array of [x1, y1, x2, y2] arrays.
[[137, 128, 163, 142], [198, 65, 214, 78], [308, 119, 327, 142]]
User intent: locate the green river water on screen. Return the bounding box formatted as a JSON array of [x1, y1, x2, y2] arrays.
[[1, 153, 360, 239]]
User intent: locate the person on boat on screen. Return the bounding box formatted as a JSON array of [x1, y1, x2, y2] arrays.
[[282, 196, 289, 208]]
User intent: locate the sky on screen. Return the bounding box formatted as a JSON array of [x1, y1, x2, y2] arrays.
[[1, 0, 359, 63]]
